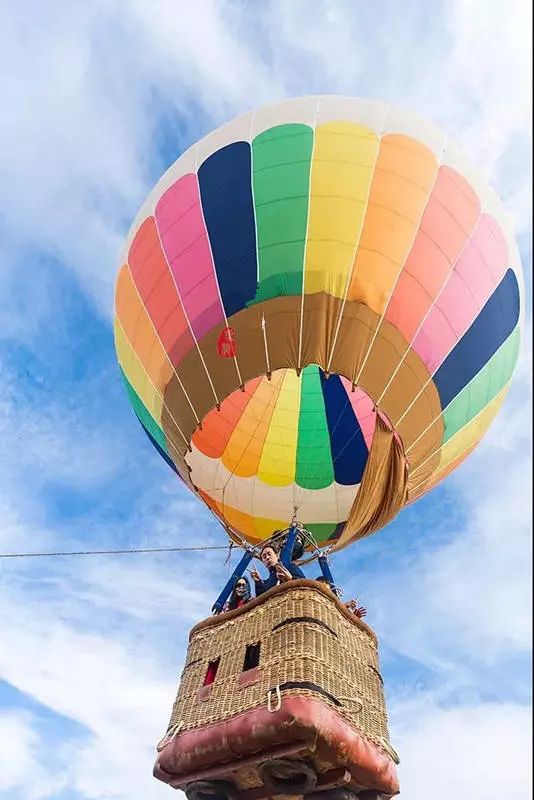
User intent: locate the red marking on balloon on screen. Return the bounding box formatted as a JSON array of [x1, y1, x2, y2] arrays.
[[217, 327, 237, 358]]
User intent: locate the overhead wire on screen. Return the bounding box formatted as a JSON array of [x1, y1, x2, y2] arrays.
[[0, 545, 229, 559]]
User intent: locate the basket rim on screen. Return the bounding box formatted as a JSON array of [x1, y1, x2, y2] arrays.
[[190, 579, 378, 644]]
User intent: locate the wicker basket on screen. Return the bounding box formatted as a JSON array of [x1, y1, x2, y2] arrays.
[[156, 580, 399, 797], [163, 580, 395, 767]]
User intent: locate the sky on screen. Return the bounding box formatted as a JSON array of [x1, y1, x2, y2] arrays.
[[0, 1, 531, 799]]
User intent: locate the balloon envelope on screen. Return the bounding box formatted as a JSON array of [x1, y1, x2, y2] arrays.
[[115, 96, 523, 548]]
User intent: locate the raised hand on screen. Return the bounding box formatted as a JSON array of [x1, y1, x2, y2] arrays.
[[249, 567, 261, 582], [346, 599, 367, 618], [275, 563, 292, 583]]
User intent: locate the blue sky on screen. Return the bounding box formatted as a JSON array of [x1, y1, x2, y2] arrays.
[[0, 1, 531, 798]]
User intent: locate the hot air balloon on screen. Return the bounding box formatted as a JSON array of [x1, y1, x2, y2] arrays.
[[114, 97, 523, 800]]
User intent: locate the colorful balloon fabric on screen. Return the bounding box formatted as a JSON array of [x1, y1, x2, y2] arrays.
[[114, 96, 523, 548]]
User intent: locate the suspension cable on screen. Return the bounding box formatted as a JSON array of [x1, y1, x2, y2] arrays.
[[0, 545, 229, 559]]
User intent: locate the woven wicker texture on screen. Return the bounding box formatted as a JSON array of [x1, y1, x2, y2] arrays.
[[168, 582, 391, 750]]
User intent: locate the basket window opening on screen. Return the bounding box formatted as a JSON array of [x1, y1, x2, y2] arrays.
[[243, 643, 261, 672], [203, 658, 220, 686]]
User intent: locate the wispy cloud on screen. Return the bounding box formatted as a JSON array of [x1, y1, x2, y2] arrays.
[[389, 695, 532, 799], [0, 710, 67, 799]]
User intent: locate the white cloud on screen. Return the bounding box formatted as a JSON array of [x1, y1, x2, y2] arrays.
[[356, 302, 532, 678], [0, 1, 282, 329], [390, 696, 532, 799], [0, 438, 230, 800], [1, 0, 530, 332], [0, 621, 173, 799], [0, 4, 140, 318], [365, 404, 531, 680], [0, 540, 216, 799], [0, 368, 125, 501], [129, 0, 281, 110], [0, 711, 63, 799]]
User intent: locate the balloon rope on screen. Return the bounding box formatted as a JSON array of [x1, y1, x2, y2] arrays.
[[150, 215, 222, 409], [296, 95, 322, 371], [407, 379, 511, 489], [115, 317, 192, 450], [325, 104, 389, 375], [261, 314, 271, 377], [218, 373, 282, 528], [395, 303, 513, 433], [0, 545, 229, 559], [193, 139, 244, 390], [404, 338, 514, 459], [352, 135, 448, 391], [118, 281, 201, 428], [376, 204, 484, 410]]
